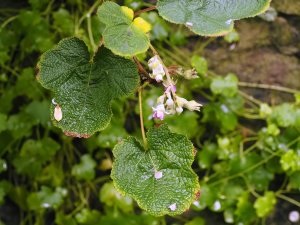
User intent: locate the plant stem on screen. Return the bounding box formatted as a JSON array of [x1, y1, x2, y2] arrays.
[[239, 82, 300, 95], [209, 150, 280, 186], [1, 15, 18, 29], [134, 6, 157, 16], [76, 0, 103, 33], [87, 14, 97, 52], [276, 193, 300, 208], [139, 87, 147, 147], [238, 90, 263, 105]]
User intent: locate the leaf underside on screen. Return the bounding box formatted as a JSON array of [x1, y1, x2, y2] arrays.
[[111, 124, 200, 216], [37, 37, 139, 138], [97, 2, 150, 57], [157, 0, 271, 36]]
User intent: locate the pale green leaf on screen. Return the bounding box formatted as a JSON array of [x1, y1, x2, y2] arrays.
[[37, 37, 139, 138], [210, 73, 238, 97], [97, 2, 150, 56], [157, 0, 271, 36], [111, 125, 200, 216], [254, 191, 277, 218], [27, 186, 67, 210], [72, 155, 96, 181]]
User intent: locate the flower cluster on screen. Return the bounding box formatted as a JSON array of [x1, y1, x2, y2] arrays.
[[148, 55, 202, 120]]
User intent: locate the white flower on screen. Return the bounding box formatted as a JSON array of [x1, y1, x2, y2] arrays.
[[152, 104, 166, 120], [176, 107, 183, 114], [168, 203, 177, 211], [166, 98, 174, 107], [183, 69, 199, 79], [154, 171, 163, 179], [148, 55, 165, 82], [175, 96, 202, 112], [54, 105, 63, 121], [154, 74, 163, 82], [185, 100, 202, 111], [175, 96, 189, 108], [157, 95, 165, 104]]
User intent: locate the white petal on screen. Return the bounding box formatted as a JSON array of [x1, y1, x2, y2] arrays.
[[169, 203, 177, 211], [54, 105, 63, 121], [154, 171, 163, 179]]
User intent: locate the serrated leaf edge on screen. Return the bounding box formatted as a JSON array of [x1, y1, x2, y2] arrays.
[[37, 37, 140, 138], [111, 125, 200, 216]]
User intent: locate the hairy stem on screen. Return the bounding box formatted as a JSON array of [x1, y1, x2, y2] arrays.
[[139, 87, 147, 147], [134, 6, 157, 16], [239, 82, 300, 95]]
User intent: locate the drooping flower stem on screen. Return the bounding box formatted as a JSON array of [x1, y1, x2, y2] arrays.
[[149, 44, 176, 97], [138, 87, 147, 148]]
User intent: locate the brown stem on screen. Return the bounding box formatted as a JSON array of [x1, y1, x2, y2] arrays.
[[133, 56, 150, 79], [134, 5, 157, 16]]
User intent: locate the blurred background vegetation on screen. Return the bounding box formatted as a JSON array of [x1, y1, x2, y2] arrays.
[[0, 0, 300, 224]]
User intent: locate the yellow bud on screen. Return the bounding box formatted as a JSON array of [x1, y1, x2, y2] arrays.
[[133, 17, 152, 33], [121, 6, 134, 21]]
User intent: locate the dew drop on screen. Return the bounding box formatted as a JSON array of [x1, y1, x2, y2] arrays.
[[52, 98, 57, 105], [169, 203, 177, 211], [54, 105, 63, 122]]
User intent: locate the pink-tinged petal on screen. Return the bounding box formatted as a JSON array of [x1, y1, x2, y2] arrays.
[[54, 105, 63, 121]]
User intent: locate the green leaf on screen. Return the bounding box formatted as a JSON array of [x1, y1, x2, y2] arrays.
[[289, 171, 300, 190], [75, 209, 101, 225], [210, 73, 238, 97], [271, 104, 300, 128], [246, 166, 274, 191], [191, 55, 208, 76], [99, 182, 133, 213], [111, 125, 200, 216], [235, 193, 256, 225], [37, 37, 139, 138], [13, 138, 60, 177], [224, 30, 240, 43], [280, 150, 300, 172], [157, 0, 271, 36], [141, 12, 169, 41], [97, 2, 150, 57], [0, 114, 7, 133], [198, 142, 218, 169], [72, 155, 96, 181], [56, 212, 77, 225], [0, 181, 12, 205], [53, 8, 74, 36], [185, 217, 205, 225], [0, 159, 7, 173], [27, 186, 67, 210], [254, 191, 277, 218]]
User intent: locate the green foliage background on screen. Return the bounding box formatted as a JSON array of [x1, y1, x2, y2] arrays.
[[0, 0, 300, 224]]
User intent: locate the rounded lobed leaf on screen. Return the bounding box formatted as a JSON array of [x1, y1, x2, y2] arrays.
[[157, 0, 271, 36], [111, 124, 200, 216], [97, 2, 150, 57], [37, 37, 139, 138]]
